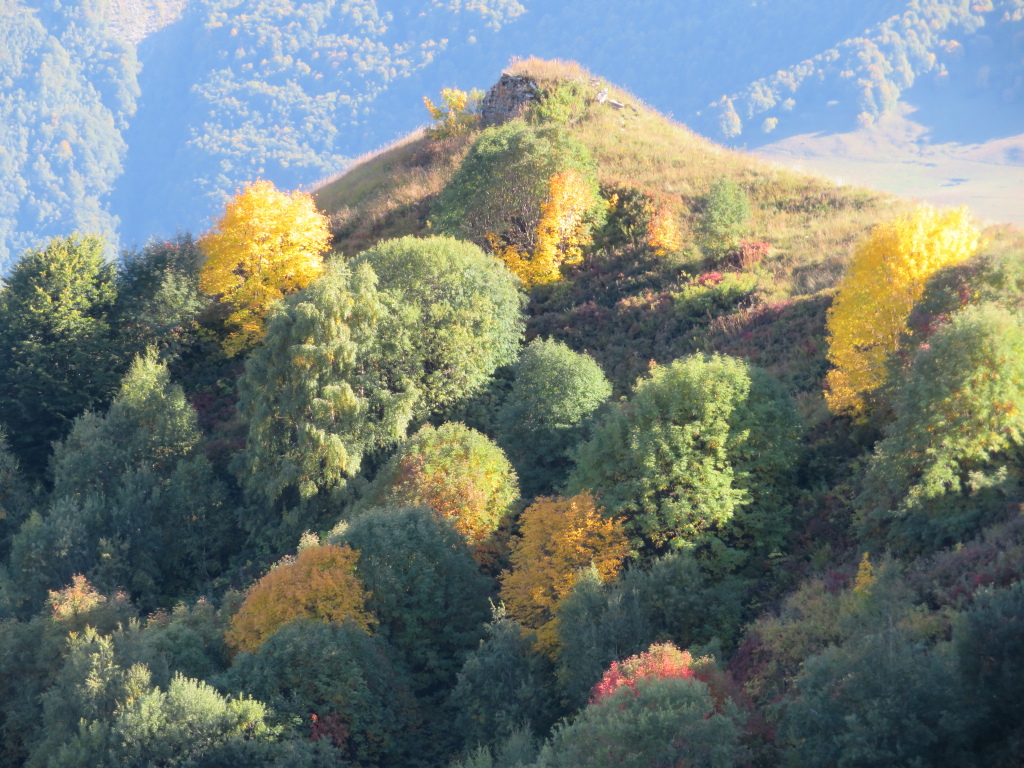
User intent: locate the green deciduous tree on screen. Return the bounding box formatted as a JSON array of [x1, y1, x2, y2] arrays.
[[113, 234, 209, 365], [536, 674, 745, 768], [352, 235, 525, 419], [857, 304, 1024, 554], [567, 354, 801, 572], [556, 554, 747, 711], [448, 605, 557, 751], [225, 618, 418, 767], [333, 506, 491, 700], [0, 234, 121, 477], [234, 260, 415, 544], [695, 178, 749, 258], [495, 339, 611, 499], [781, 628, 974, 768], [332, 505, 492, 762], [7, 351, 229, 611]]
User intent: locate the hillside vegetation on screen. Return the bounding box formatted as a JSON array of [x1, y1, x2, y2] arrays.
[[1, 59, 1023, 767]]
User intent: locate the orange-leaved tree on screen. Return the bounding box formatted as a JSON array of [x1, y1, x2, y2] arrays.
[[492, 168, 600, 287], [500, 492, 629, 655], [356, 422, 519, 564], [825, 204, 980, 415], [226, 544, 373, 655], [199, 180, 331, 356]]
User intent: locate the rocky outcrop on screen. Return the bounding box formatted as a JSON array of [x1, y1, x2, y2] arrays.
[[480, 74, 538, 126]]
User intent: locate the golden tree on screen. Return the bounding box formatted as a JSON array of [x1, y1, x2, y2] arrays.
[[199, 180, 330, 356], [423, 88, 482, 140], [226, 544, 373, 655], [646, 198, 684, 255], [500, 492, 629, 655], [492, 168, 599, 287], [825, 204, 980, 415]]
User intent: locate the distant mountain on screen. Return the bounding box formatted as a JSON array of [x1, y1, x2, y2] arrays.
[[1, 0, 1021, 270]]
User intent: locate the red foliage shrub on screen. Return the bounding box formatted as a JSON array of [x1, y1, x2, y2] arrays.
[[736, 240, 771, 269]]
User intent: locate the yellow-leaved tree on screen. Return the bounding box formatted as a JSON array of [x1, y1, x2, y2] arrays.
[[225, 544, 373, 655], [500, 492, 629, 655], [492, 168, 599, 287], [199, 180, 331, 356], [824, 204, 980, 415]]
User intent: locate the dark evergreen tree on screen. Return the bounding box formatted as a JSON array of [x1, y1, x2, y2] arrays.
[[0, 234, 120, 477]]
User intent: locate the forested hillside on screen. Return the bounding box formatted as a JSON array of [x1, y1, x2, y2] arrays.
[[1, 59, 1023, 767], [2, 0, 1021, 271]]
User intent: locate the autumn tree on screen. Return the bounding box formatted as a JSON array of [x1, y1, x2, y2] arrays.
[[567, 354, 801, 571], [198, 180, 330, 356], [824, 204, 980, 415], [225, 544, 373, 655], [0, 234, 121, 477], [500, 492, 629, 655], [492, 168, 603, 287], [495, 338, 612, 499], [355, 422, 519, 556], [431, 122, 601, 259], [423, 88, 482, 140]]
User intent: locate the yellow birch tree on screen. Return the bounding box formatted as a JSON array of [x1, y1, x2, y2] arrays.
[[492, 168, 599, 287], [199, 180, 331, 355], [824, 204, 980, 415]]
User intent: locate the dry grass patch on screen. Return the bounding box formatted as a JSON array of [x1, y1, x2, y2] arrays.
[[314, 129, 475, 257]]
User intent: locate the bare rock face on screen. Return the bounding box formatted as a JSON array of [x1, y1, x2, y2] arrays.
[[480, 74, 538, 126]]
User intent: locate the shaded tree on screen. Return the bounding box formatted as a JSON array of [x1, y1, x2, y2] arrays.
[[495, 338, 611, 499], [225, 618, 418, 767], [0, 234, 120, 477], [857, 304, 1024, 553]]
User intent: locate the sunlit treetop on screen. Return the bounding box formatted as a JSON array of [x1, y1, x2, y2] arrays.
[[198, 180, 331, 356]]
